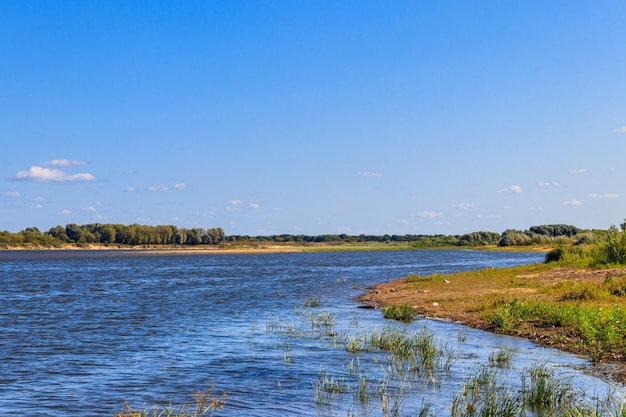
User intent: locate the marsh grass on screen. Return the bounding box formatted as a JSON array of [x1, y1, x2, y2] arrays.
[[382, 304, 415, 322], [449, 363, 624, 417], [303, 296, 321, 307], [488, 348, 514, 368], [314, 368, 346, 405], [522, 363, 576, 411], [115, 386, 226, 417]]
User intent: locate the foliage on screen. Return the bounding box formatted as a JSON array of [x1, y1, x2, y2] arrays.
[[458, 231, 501, 246], [529, 224, 581, 238], [602, 224, 626, 264]]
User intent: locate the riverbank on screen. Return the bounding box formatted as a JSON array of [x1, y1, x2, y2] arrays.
[[358, 263, 626, 383], [0, 241, 554, 254]]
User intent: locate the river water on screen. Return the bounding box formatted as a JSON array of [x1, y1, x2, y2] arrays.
[[0, 250, 617, 416]]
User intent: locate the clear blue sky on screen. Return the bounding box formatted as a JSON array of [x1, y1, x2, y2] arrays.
[[2, 1, 625, 236]]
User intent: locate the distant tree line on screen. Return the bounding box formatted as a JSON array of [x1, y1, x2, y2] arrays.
[[0, 224, 225, 247], [0, 222, 598, 248]]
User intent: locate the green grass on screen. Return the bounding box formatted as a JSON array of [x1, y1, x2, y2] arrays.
[[382, 304, 415, 322]]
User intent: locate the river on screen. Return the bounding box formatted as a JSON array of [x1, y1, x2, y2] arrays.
[[0, 250, 617, 416]]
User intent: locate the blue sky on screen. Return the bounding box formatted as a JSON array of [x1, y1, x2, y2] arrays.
[[1, 1, 625, 236]]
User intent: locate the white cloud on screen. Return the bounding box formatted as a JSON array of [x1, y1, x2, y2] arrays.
[[358, 171, 383, 177], [398, 219, 415, 225], [174, 183, 187, 190], [249, 203, 260, 209], [563, 200, 584, 206], [587, 193, 619, 199], [227, 200, 244, 212], [4, 191, 20, 197], [43, 159, 85, 167], [93, 214, 107, 220], [614, 126, 626, 133], [15, 166, 96, 182], [125, 186, 137, 192], [32, 204, 43, 209], [569, 169, 588, 175], [418, 210, 443, 218], [498, 185, 522, 193], [539, 181, 559, 187], [452, 202, 477, 210], [60, 209, 72, 215], [33, 196, 44, 201], [148, 185, 169, 192], [83, 206, 97, 212]]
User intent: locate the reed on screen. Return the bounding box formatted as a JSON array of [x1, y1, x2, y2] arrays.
[[488, 348, 514, 367], [115, 386, 226, 417], [313, 368, 346, 405], [382, 304, 415, 322], [303, 296, 321, 307]]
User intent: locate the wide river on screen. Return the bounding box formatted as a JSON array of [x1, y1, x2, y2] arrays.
[[0, 250, 619, 416]]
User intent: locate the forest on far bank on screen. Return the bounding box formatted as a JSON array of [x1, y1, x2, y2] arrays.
[[0, 222, 602, 249]]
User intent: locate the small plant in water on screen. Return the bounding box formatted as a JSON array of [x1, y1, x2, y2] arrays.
[[115, 385, 226, 417], [382, 304, 415, 322], [488, 348, 514, 368], [303, 296, 321, 308]]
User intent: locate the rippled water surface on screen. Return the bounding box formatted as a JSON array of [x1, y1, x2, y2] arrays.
[[0, 250, 615, 416]]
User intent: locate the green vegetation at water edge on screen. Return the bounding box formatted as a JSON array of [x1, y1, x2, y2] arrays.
[[0, 222, 608, 249]]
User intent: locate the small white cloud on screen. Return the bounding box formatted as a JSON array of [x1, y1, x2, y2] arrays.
[[93, 214, 107, 220], [418, 210, 443, 218], [539, 181, 559, 187], [15, 166, 96, 182], [227, 200, 244, 212], [587, 193, 619, 199], [60, 209, 72, 215], [563, 200, 584, 206], [33, 196, 44, 201], [452, 202, 477, 210], [398, 219, 415, 225], [43, 159, 85, 167], [83, 206, 97, 212], [174, 183, 186, 190], [358, 171, 383, 177], [125, 186, 137, 192], [4, 191, 20, 197], [249, 203, 260, 209], [614, 126, 626, 133], [498, 185, 522, 194], [148, 185, 169, 192], [569, 169, 588, 175], [32, 204, 43, 209]]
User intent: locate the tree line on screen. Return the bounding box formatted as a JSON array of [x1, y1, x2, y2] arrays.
[[0, 223, 599, 248], [0, 224, 225, 247]]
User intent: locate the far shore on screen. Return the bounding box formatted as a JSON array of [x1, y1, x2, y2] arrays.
[[0, 242, 554, 254]]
